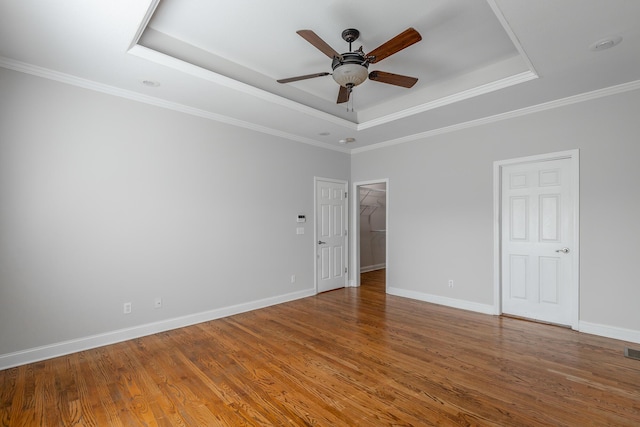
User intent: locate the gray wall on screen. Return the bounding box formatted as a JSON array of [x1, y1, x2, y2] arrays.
[[0, 68, 350, 357], [2, 65, 639, 365], [352, 88, 640, 334]]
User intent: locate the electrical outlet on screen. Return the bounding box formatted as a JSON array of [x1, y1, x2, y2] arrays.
[[123, 302, 132, 314], [448, 280, 454, 288], [290, 274, 296, 283], [154, 297, 162, 309]]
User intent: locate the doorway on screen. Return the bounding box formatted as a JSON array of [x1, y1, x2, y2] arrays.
[[352, 179, 389, 288], [315, 178, 348, 293], [494, 150, 579, 328]]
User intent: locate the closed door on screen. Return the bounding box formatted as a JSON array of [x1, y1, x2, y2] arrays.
[[316, 179, 347, 293], [501, 158, 575, 326]]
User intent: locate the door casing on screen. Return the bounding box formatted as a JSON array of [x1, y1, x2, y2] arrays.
[[493, 150, 580, 329], [314, 177, 349, 293]]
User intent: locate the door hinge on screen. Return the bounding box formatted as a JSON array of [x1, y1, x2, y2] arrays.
[[345, 229, 348, 236], [345, 267, 348, 274], [345, 191, 348, 198]]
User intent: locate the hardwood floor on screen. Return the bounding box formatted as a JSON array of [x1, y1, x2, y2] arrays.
[[2, 269, 640, 426]]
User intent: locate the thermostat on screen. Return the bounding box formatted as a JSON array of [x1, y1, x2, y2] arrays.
[[297, 214, 306, 223]]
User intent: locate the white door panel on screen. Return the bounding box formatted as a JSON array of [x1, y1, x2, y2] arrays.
[[316, 179, 347, 293], [501, 158, 575, 326]]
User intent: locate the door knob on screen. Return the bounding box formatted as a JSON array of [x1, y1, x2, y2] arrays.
[[318, 240, 326, 245], [555, 247, 570, 253]]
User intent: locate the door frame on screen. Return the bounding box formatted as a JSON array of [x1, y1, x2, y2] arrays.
[[493, 150, 580, 329], [314, 177, 349, 293], [351, 179, 389, 288]]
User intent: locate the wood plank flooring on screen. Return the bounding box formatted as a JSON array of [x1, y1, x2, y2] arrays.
[[2, 269, 640, 426]]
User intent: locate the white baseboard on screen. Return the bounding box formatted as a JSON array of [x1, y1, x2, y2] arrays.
[[386, 287, 495, 315], [5, 287, 637, 370], [387, 287, 640, 345], [0, 288, 316, 370], [360, 263, 386, 273], [579, 321, 640, 345]]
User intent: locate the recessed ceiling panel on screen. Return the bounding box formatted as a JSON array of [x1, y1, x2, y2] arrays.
[[138, 0, 532, 124]]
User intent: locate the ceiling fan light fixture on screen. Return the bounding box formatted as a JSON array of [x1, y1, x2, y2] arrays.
[[332, 63, 368, 87], [332, 52, 369, 87], [279, 27, 422, 105]]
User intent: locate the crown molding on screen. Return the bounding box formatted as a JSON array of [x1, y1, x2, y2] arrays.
[[486, 0, 538, 76], [128, 44, 359, 131], [3, 55, 639, 157], [356, 70, 537, 131], [0, 56, 350, 153], [351, 78, 640, 154]]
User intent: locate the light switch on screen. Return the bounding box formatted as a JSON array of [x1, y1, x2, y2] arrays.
[[296, 227, 305, 235]]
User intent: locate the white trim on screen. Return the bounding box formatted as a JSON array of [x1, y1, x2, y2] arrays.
[[0, 56, 349, 154], [127, 0, 161, 50], [352, 79, 640, 154], [128, 1, 359, 130], [486, 0, 538, 75], [129, 0, 537, 132], [314, 177, 349, 293], [357, 71, 537, 131], [387, 287, 496, 316], [351, 179, 389, 288], [387, 289, 640, 345], [493, 149, 580, 329], [0, 288, 315, 371], [360, 263, 386, 274], [579, 321, 640, 345], [2, 55, 640, 155], [128, 45, 359, 131]]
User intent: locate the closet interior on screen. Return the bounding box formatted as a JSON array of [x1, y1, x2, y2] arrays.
[[359, 183, 386, 273]]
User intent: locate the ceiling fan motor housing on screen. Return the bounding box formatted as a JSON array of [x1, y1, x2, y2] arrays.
[[279, 27, 421, 103], [332, 52, 369, 87]]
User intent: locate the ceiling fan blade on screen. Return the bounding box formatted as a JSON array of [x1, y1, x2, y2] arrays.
[[277, 72, 330, 84], [369, 71, 418, 88], [366, 28, 422, 64], [297, 30, 340, 59], [337, 86, 350, 104]]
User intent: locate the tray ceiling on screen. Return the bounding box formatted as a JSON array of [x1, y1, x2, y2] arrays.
[[1, 0, 639, 151], [137, 0, 533, 124]]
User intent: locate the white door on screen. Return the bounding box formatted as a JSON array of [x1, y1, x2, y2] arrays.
[[501, 158, 576, 326], [316, 179, 348, 293]]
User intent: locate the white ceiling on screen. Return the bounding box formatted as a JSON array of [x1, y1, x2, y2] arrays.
[[1, 0, 639, 152]]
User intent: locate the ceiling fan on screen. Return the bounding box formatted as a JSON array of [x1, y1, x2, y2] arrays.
[[277, 27, 422, 104]]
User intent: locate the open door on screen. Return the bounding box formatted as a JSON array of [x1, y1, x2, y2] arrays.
[[351, 179, 389, 288], [359, 183, 387, 273]]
